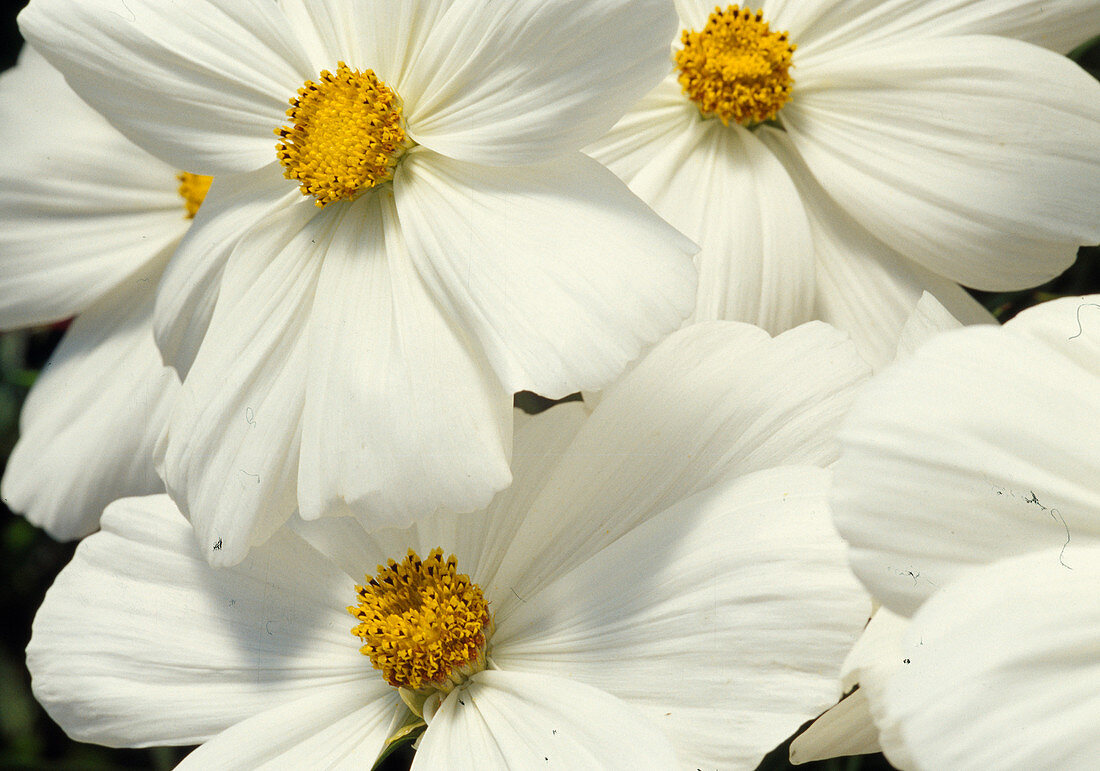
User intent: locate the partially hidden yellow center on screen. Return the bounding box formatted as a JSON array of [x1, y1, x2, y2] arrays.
[[176, 172, 213, 219], [276, 62, 409, 207], [676, 5, 795, 125], [349, 548, 493, 695]]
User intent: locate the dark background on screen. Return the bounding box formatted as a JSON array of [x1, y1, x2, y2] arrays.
[[0, 1, 1095, 767]]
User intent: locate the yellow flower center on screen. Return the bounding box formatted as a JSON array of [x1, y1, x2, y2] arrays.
[[276, 62, 410, 207], [675, 5, 795, 125], [349, 548, 492, 695], [176, 172, 213, 219]]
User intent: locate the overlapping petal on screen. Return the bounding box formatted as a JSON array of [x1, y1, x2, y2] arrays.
[[785, 35, 1100, 289], [18, 0, 310, 173], [414, 670, 678, 769], [834, 301, 1100, 615], [404, 0, 679, 164], [879, 548, 1100, 770], [494, 466, 869, 768], [0, 47, 186, 327], [2, 263, 178, 540], [395, 149, 697, 397], [27, 496, 373, 748], [297, 191, 512, 529]]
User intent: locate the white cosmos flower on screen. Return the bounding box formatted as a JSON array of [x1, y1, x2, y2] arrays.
[[28, 321, 871, 769], [828, 295, 1100, 768], [0, 45, 197, 539], [18, 0, 699, 565], [587, 0, 1100, 368]]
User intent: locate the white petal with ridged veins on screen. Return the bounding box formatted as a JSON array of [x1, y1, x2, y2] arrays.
[[404, 0, 678, 165], [784, 35, 1100, 290], [2, 261, 178, 540], [27, 495, 379, 748], [413, 670, 678, 769], [488, 321, 870, 609], [757, 126, 992, 369], [155, 164, 301, 377], [19, 0, 310, 173], [834, 315, 1100, 616], [179, 687, 400, 770], [0, 47, 186, 327], [494, 466, 869, 769], [589, 82, 815, 333], [298, 190, 512, 528], [880, 548, 1100, 770], [395, 149, 697, 397], [156, 195, 326, 566]]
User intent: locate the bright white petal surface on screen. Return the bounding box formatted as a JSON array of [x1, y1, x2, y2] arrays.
[[834, 301, 1100, 616], [414, 670, 678, 769], [395, 149, 697, 397], [789, 689, 881, 764], [757, 127, 992, 368], [494, 466, 869, 769], [489, 321, 870, 608], [785, 35, 1100, 289], [778, 0, 1100, 56], [155, 164, 300, 377], [27, 495, 380, 748], [179, 687, 399, 770], [18, 0, 310, 173], [404, 0, 678, 164], [879, 548, 1100, 770], [156, 195, 325, 566], [2, 264, 178, 540], [298, 190, 512, 528], [589, 83, 815, 333], [0, 46, 186, 327], [893, 292, 966, 361]]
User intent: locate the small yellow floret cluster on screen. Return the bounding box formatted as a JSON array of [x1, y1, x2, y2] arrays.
[[675, 5, 795, 126], [349, 548, 492, 693], [176, 172, 213, 219], [276, 62, 407, 207]]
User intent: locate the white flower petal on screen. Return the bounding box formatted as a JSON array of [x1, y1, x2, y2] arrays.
[[2, 265, 178, 540], [156, 196, 325, 566], [0, 47, 186, 327], [893, 292, 966, 361], [788, 689, 881, 764], [414, 670, 678, 769], [395, 149, 697, 397], [590, 90, 815, 333], [757, 126, 993, 369], [880, 548, 1100, 770], [833, 322, 1100, 616], [18, 0, 310, 173], [298, 191, 512, 528], [488, 321, 870, 609], [782, 0, 1100, 57], [494, 466, 869, 769], [27, 495, 375, 748], [1004, 294, 1100, 378], [785, 35, 1100, 289], [179, 687, 400, 770], [154, 164, 300, 377], [404, 0, 678, 164]]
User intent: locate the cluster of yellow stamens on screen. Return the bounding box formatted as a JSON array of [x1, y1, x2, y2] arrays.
[[349, 548, 492, 694], [176, 172, 213, 219], [675, 5, 795, 125], [276, 62, 408, 207]]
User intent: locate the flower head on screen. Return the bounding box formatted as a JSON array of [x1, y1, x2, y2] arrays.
[[19, 0, 700, 564]]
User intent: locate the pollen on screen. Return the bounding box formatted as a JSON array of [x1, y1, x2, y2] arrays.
[[276, 62, 409, 207], [675, 5, 795, 126], [349, 548, 492, 694], [176, 172, 213, 219]]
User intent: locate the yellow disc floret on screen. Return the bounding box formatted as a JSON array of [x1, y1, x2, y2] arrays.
[[276, 62, 409, 207], [176, 172, 213, 219], [349, 548, 492, 694], [676, 5, 795, 125]]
